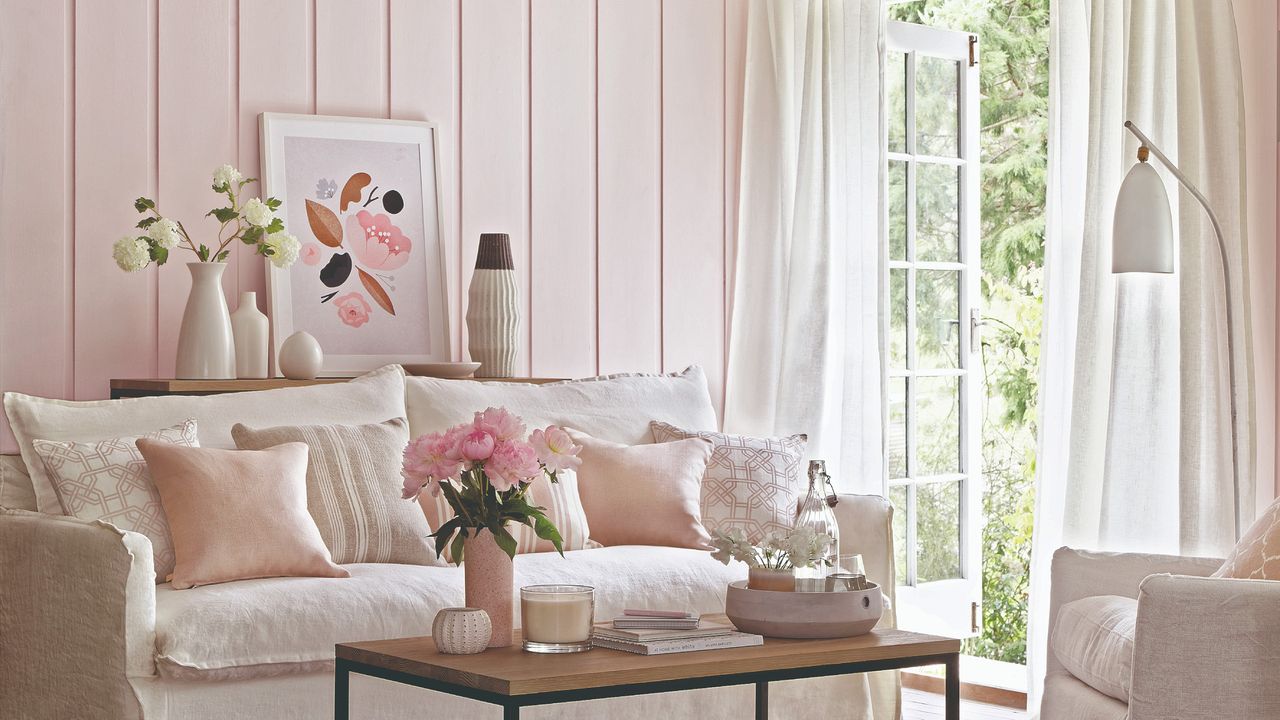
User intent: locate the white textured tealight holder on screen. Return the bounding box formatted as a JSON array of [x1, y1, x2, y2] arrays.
[[432, 608, 492, 655]]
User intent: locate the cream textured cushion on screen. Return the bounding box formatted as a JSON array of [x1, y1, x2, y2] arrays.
[[651, 421, 806, 542], [404, 366, 718, 445], [1213, 495, 1280, 579], [4, 364, 405, 514], [152, 546, 746, 680], [231, 418, 435, 566], [32, 419, 198, 580], [1051, 595, 1136, 703], [568, 428, 713, 549], [136, 440, 349, 589]]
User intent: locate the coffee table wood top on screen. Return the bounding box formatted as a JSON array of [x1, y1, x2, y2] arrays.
[[336, 616, 958, 698]]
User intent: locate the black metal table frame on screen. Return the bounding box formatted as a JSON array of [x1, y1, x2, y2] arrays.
[[334, 651, 959, 720]]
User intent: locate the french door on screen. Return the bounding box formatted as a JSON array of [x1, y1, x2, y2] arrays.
[[885, 21, 982, 639]]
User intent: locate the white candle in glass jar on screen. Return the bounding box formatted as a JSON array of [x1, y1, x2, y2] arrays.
[[521, 585, 595, 645]]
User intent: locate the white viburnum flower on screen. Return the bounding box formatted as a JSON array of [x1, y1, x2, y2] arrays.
[[242, 198, 273, 228], [263, 232, 300, 269], [213, 164, 242, 190], [113, 236, 150, 272], [146, 218, 181, 250]]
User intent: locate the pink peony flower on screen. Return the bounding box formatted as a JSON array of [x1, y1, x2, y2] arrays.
[[301, 243, 324, 266], [345, 210, 412, 271], [403, 430, 465, 486], [530, 425, 582, 472], [485, 440, 541, 492], [458, 428, 496, 462], [335, 292, 371, 328], [473, 407, 525, 443]]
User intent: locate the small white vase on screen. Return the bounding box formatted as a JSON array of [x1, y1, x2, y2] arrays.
[[230, 292, 269, 379], [175, 262, 235, 380], [431, 608, 492, 655], [466, 233, 520, 378], [278, 331, 323, 380]]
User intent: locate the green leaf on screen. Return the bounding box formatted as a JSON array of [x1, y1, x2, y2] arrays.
[[266, 217, 284, 234], [196, 244, 210, 262], [449, 530, 467, 566], [532, 513, 564, 557], [431, 516, 463, 561], [148, 244, 169, 266], [242, 225, 264, 244], [265, 196, 282, 210], [489, 524, 519, 559], [134, 197, 155, 213], [215, 250, 230, 263], [207, 207, 239, 223], [136, 216, 159, 229]]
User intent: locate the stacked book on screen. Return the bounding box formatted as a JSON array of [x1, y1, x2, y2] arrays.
[[593, 613, 763, 655]]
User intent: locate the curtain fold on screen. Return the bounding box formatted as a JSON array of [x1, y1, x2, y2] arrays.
[[1031, 0, 1253, 707]]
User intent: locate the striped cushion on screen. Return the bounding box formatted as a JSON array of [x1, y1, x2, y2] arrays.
[[418, 469, 593, 562], [231, 418, 437, 566]]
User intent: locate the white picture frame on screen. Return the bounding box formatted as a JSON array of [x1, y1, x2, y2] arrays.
[[259, 112, 451, 376]]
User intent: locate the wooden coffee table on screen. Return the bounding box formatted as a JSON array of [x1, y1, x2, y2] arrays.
[[334, 617, 960, 719]]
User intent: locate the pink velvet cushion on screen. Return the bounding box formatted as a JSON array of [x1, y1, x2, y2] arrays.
[[566, 428, 713, 549], [136, 439, 349, 589]]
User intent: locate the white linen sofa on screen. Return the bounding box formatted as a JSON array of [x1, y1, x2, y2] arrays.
[[0, 367, 901, 720], [1041, 546, 1280, 720]]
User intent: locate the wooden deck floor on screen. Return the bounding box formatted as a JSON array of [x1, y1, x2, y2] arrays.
[[902, 688, 1029, 720]]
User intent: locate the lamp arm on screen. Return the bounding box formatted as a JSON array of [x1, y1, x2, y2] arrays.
[[1122, 120, 1242, 539]]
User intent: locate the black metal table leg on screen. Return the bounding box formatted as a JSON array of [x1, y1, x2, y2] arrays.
[[755, 680, 769, 720], [944, 652, 960, 720], [334, 658, 350, 720], [504, 703, 521, 720]]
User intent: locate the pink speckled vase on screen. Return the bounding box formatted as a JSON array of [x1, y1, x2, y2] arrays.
[[463, 529, 514, 648]]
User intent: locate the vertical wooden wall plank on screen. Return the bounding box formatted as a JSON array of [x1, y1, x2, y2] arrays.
[[74, 0, 156, 401], [596, 0, 662, 375], [238, 0, 312, 312], [156, 0, 236, 377], [530, 0, 596, 378], [389, 0, 462, 361], [0, 0, 73, 450], [315, 0, 388, 117], [461, 0, 531, 375], [663, 0, 726, 413], [723, 0, 747, 408]]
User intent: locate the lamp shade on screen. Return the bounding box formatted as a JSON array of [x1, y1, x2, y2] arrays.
[[1112, 161, 1174, 273]]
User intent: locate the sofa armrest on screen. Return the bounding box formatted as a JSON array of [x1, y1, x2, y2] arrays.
[[1, 508, 155, 720], [1044, 547, 1222, 677], [1128, 574, 1280, 720], [832, 493, 897, 625]]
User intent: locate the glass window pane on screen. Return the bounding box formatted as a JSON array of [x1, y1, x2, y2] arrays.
[[889, 378, 907, 479], [888, 51, 907, 153], [889, 160, 908, 260], [916, 376, 960, 475], [915, 480, 962, 582], [889, 268, 908, 368], [916, 163, 959, 262], [915, 56, 959, 157], [916, 269, 960, 369], [889, 484, 908, 585]]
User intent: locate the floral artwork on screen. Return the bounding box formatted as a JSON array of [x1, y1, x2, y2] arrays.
[[269, 127, 446, 363]]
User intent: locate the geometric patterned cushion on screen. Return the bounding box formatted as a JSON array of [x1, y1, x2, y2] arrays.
[[650, 421, 807, 544], [1213, 495, 1280, 579], [31, 419, 198, 581]]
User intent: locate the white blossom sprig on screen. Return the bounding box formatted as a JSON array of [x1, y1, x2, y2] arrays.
[[709, 526, 834, 571]]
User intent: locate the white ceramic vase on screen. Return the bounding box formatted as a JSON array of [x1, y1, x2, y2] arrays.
[[175, 262, 235, 380], [431, 607, 492, 655], [230, 291, 269, 379], [466, 233, 519, 378], [278, 331, 323, 380]]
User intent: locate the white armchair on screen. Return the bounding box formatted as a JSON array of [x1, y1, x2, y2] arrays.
[[1042, 546, 1280, 720]]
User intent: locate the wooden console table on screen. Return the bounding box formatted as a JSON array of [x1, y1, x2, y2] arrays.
[[109, 376, 565, 399]]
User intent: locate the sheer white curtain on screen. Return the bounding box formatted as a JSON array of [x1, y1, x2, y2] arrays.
[[724, 0, 885, 496], [1030, 0, 1253, 706]]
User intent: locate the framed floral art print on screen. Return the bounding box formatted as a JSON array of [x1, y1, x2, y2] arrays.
[[259, 113, 450, 376]]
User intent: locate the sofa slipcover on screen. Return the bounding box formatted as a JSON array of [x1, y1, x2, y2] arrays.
[[1049, 595, 1135, 702]]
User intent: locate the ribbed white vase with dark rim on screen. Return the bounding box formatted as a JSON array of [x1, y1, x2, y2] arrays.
[[175, 262, 236, 380], [466, 233, 519, 378]]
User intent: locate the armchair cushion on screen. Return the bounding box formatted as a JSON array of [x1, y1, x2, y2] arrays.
[[1050, 595, 1135, 702]]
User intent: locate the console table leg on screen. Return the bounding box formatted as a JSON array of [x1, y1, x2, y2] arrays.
[[334, 659, 350, 720], [944, 653, 960, 720], [755, 680, 769, 720], [504, 703, 520, 720]]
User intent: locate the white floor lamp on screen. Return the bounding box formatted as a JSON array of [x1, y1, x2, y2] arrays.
[[1111, 119, 1241, 539]]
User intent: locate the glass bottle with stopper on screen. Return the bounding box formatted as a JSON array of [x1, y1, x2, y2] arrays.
[[793, 460, 840, 591]]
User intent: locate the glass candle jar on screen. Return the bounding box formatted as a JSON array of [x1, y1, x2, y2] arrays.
[[520, 585, 595, 653]]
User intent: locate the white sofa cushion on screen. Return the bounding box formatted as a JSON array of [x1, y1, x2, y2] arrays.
[[404, 366, 718, 444], [4, 365, 405, 514], [1051, 595, 1136, 702], [153, 545, 747, 680]]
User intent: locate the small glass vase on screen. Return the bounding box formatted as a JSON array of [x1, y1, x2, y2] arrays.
[[794, 460, 840, 592]]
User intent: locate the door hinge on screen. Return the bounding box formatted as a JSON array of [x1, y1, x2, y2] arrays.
[[968, 35, 979, 67], [971, 601, 982, 633], [970, 309, 984, 354]]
